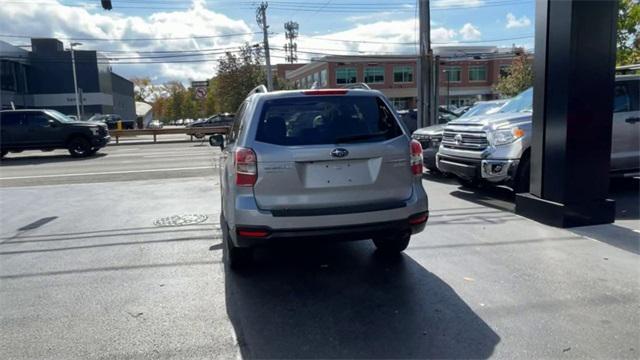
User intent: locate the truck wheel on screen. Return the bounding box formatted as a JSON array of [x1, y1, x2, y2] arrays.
[[67, 137, 91, 157], [373, 232, 411, 254], [514, 155, 531, 193], [457, 177, 480, 189]]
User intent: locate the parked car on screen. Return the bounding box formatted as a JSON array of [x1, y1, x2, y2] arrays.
[[148, 120, 163, 129], [436, 75, 640, 192], [413, 99, 508, 172], [175, 119, 184, 125], [0, 109, 110, 158], [88, 113, 135, 130], [209, 86, 429, 268], [186, 113, 234, 138]]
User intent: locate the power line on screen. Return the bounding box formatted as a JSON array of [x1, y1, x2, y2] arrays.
[[0, 32, 262, 42]]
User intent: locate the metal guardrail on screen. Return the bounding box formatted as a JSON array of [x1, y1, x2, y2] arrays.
[[110, 126, 230, 144]]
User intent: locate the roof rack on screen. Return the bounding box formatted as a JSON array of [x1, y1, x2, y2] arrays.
[[247, 84, 268, 96], [344, 83, 371, 90]]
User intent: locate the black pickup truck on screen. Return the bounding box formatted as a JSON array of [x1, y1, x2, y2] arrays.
[[88, 113, 135, 129], [1, 109, 110, 158]]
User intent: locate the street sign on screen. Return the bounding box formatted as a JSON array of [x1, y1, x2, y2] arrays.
[[195, 86, 207, 100], [191, 80, 209, 88]]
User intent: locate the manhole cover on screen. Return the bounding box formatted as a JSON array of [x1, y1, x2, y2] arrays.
[[153, 214, 208, 227]]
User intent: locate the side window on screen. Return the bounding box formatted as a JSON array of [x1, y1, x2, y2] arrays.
[[229, 102, 247, 143], [0, 112, 23, 127], [26, 112, 51, 127], [613, 84, 631, 113]]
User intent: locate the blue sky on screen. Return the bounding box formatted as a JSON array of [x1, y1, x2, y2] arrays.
[[0, 0, 535, 83]]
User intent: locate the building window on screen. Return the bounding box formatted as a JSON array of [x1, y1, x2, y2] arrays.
[[306, 75, 313, 87], [320, 69, 327, 87], [364, 67, 384, 84], [301, 77, 307, 89], [469, 65, 487, 82], [313, 72, 320, 86], [499, 65, 511, 78], [393, 65, 413, 83], [336, 68, 357, 84], [444, 66, 461, 82], [295, 80, 300, 89], [390, 97, 410, 110]]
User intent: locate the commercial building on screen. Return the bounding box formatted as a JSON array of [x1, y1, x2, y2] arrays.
[[0, 38, 135, 120], [284, 46, 528, 110]]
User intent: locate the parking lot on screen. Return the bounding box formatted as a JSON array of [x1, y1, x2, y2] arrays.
[[1, 142, 639, 359]]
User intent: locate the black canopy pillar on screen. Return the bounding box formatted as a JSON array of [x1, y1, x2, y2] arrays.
[[515, 0, 618, 227]]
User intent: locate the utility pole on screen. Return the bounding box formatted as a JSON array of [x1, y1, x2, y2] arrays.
[[256, 2, 273, 91], [70, 42, 82, 120], [417, 0, 432, 128], [284, 21, 299, 64]]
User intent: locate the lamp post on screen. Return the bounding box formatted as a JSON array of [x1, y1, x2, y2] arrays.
[[442, 68, 451, 110], [70, 42, 82, 120]]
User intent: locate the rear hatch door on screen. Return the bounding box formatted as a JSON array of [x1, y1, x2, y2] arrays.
[[251, 94, 413, 213]]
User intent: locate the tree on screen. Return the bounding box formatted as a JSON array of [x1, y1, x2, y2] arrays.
[[494, 53, 534, 98], [214, 43, 265, 112], [617, 0, 640, 65], [131, 77, 154, 102]]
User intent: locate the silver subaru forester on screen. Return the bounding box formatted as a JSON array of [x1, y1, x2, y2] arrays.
[[210, 86, 429, 268]]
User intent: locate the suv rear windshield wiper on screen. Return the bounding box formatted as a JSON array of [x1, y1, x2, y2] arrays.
[[335, 131, 389, 143]]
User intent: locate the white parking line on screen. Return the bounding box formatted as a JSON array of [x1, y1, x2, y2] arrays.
[[0, 166, 213, 180]]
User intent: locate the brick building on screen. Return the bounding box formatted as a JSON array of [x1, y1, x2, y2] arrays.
[[284, 46, 528, 110]]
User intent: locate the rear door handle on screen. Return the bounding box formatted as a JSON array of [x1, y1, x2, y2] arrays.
[[625, 117, 640, 124]]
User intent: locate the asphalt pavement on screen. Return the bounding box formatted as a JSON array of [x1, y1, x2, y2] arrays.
[[0, 142, 638, 359]]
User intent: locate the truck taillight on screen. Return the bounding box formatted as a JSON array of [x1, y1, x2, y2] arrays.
[[410, 140, 423, 175], [235, 147, 257, 186]]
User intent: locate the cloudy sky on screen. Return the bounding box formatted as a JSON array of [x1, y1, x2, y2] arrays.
[[0, 0, 535, 84]]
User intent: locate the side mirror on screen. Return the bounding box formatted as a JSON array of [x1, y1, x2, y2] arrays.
[[209, 134, 224, 149]]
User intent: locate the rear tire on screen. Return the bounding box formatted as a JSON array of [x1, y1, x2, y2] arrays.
[[373, 232, 411, 254], [67, 137, 92, 157], [222, 219, 253, 270]]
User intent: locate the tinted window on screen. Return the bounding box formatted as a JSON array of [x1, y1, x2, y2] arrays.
[[229, 102, 246, 143], [255, 96, 403, 146], [613, 84, 631, 112], [0, 112, 23, 127], [25, 112, 51, 127]]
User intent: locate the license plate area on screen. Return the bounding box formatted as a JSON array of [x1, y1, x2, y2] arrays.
[[303, 160, 372, 188]]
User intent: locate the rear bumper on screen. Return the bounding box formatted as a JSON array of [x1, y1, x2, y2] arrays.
[[229, 182, 428, 247], [234, 213, 428, 247]]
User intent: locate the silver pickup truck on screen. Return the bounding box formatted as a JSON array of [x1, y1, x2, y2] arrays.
[[437, 75, 640, 192]]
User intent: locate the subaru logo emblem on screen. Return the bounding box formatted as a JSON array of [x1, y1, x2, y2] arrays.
[[330, 148, 349, 158], [454, 134, 463, 145]]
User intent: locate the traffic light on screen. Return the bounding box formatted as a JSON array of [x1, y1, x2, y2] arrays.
[[101, 0, 112, 10]]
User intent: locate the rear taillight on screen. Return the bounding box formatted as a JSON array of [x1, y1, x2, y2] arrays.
[[235, 147, 257, 186], [410, 139, 423, 175]]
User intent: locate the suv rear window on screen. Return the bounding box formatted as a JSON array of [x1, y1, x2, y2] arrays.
[[255, 95, 403, 145]]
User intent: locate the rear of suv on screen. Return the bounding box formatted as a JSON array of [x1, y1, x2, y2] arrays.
[[1, 109, 110, 158], [212, 87, 429, 268]]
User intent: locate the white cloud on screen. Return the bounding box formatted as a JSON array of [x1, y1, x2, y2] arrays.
[[432, 0, 484, 8], [0, 0, 254, 83], [505, 13, 532, 29], [269, 19, 458, 61], [459, 23, 481, 41]]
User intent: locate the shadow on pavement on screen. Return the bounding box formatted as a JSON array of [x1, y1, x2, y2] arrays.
[[570, 224, 639, 255], [225, 242, 500, 359], [609, 178, 639, 221], [0, 152, 107, 166]]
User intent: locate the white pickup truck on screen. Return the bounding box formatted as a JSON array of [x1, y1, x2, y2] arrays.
[[436, 75, 640, 192]]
